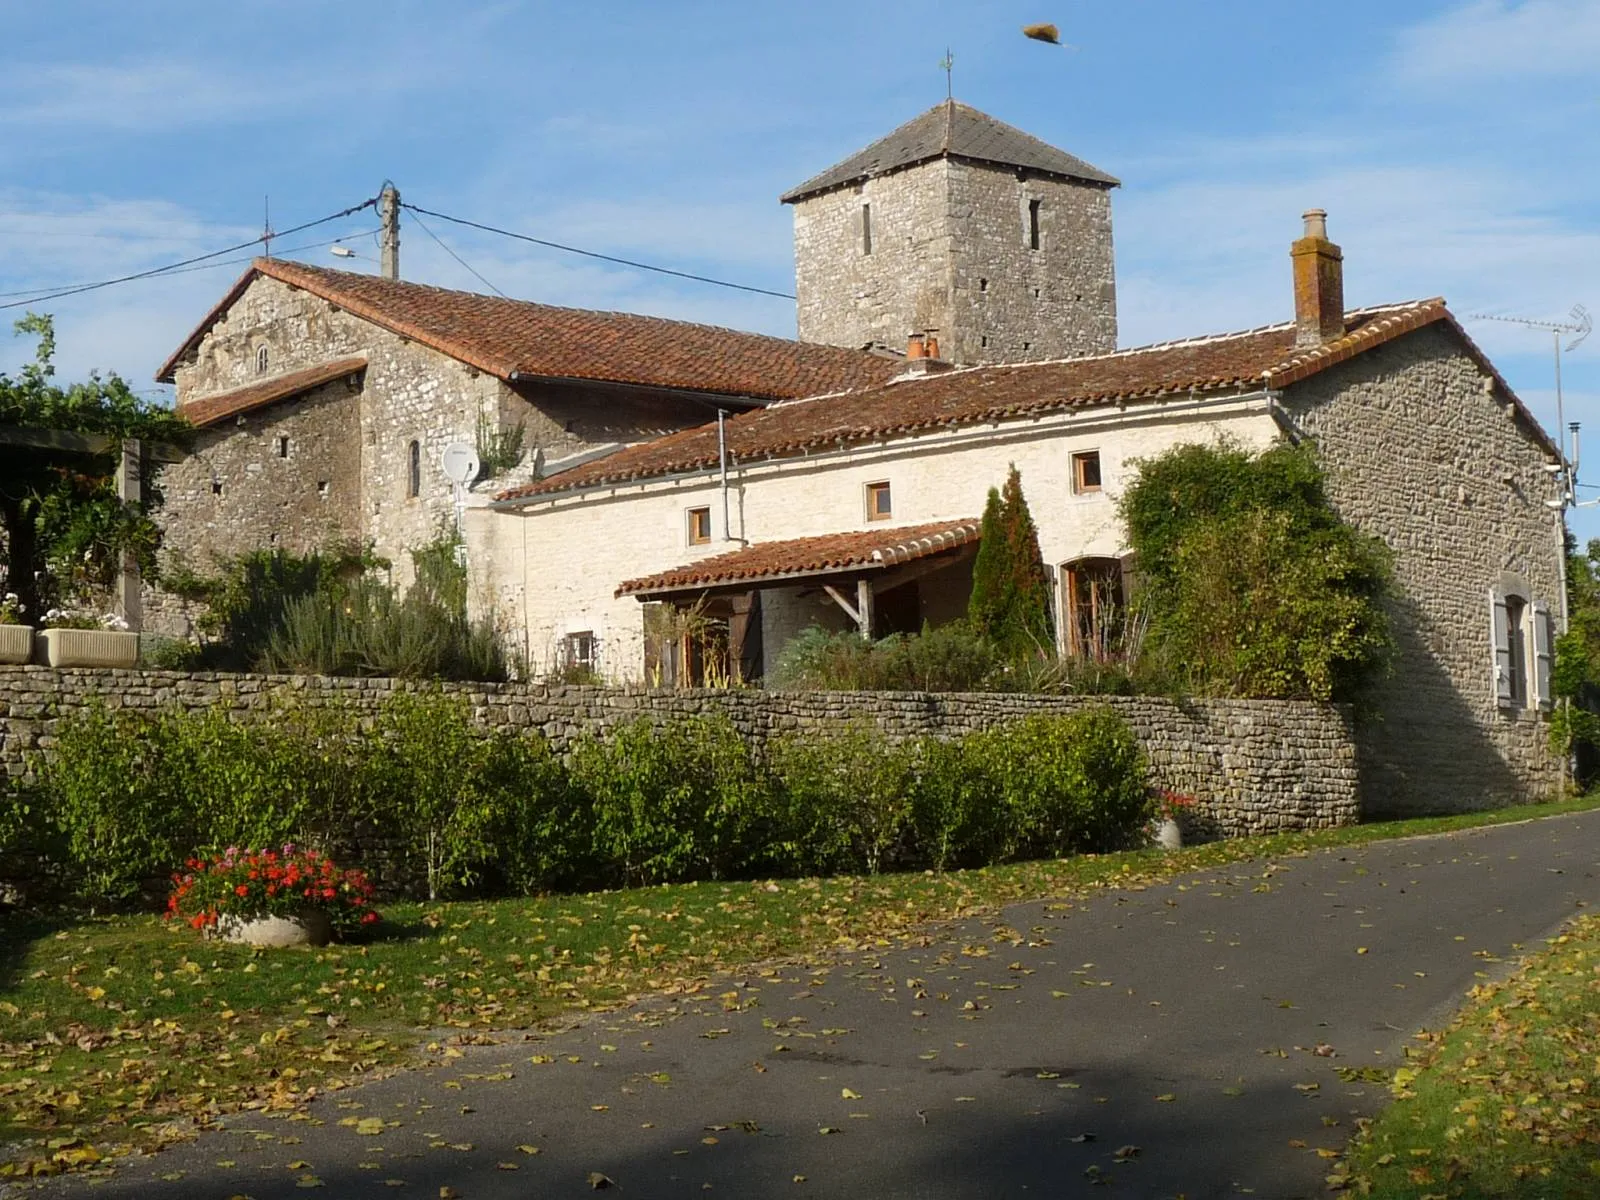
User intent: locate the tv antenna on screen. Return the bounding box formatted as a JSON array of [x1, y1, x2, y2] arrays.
[[1466, 304, 1590, 502]]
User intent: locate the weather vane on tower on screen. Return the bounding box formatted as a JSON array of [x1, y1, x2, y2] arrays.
[[939, 48, 954, 100]]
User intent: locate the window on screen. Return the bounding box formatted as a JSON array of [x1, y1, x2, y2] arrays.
[[406, 439, 421, 498], [277, 435, 289, 459], [562, 631, 597, 674], [211, 480, 223, 497], [317, 480, 329, 498], [1072, 451, 1102, 494], [1062, 558, 1127, 661], [687, 506, 712, 546], [866, 480, 892, 521], [861, 203, 873, 255], [1028, 198, 1042, 250], [979, 278, 988, 293], [255, 346, 269, 374], [1491, 582, 1552, 710]]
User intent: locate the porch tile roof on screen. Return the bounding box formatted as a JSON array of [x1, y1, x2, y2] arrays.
[[616, 519, 981, 598], [179, 356, 368, 427]]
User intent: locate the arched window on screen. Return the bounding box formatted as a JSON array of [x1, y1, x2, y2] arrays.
[[1061, 557, 1126, 661], [255, 346, 269, 374], [407, 440, 421, 499]]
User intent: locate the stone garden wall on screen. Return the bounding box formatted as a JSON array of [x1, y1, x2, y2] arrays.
[[0, 666, 1360, 838]]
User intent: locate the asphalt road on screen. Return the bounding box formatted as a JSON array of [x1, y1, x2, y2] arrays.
[[23, 810, 1600, 1200]]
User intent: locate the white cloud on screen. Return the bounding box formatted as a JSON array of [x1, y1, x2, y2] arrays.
[[1390, 0, 1600, 83]]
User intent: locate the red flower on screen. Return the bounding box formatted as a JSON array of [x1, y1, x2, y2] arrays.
[[235, 884, 249, 897]]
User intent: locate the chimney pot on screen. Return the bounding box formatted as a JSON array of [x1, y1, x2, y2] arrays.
[[907, 333, 927, 359], [1291, 208, 1345, 348], [924, 334, 940, 360]]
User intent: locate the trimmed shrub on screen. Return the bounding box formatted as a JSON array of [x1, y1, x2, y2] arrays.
[[483, 732, 595, 895], [982, 709, 1150, 856], [569, 714, 775, 887], [907, 734, 1016, 870], [768, 724, 921, 875]]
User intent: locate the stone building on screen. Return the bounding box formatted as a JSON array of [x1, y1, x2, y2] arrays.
[[783, 99, 1119, 364], [481, 211, 1565, 814], [151, 100, 1566, 813], [150, 256, 897, 629]]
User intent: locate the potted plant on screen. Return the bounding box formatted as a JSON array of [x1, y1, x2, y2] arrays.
[[0, 593, 30, 665], [1150, 788, 1196, 850], [167, 845, 380, 947], [37, 609, 139, 668]]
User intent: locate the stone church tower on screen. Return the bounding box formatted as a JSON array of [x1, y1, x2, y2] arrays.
[[782, 100, 1119, 365]]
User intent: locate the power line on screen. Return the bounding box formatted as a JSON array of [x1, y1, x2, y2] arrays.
[[0, 197, 380, 312], [0, 227, 383, 299], [400, 202, 796, 301], [408, 210, 507, 298]]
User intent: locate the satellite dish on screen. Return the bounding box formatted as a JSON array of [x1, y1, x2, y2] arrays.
[[440, 442, 480, 486]]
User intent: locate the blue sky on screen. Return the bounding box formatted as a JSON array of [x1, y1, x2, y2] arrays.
[[5, 0, 1600, 535]]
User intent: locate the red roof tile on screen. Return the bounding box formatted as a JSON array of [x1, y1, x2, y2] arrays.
[[504, 299, 1554, 502], [616, 519, 981, 597], [179, 357, 367, 427], [157, 259, 898, 401]]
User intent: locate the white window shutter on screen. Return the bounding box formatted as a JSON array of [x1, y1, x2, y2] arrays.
[[1491, 588, 1514, 707], [1532, 601, 1553, 710]]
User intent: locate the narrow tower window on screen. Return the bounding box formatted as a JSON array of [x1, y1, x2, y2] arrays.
[[407, 439, 421, 499], [277, 436, 289, 459], [1028, 198, 1042, 251], [861, 203, 873, 256], [256, 346, 269, 374]]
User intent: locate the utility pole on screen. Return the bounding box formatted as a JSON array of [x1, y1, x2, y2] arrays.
[[379, 182, 401, 281]]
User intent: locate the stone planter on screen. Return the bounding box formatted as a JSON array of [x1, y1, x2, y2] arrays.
[[38, 628, 139, 668], [0, 625, 32, 664], [214, 909, 333, 948], [1155, 818, 1183, 850]]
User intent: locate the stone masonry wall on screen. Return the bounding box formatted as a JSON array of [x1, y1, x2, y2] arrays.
[[792, 158, 1116, 365], [944, 163, 1116, 365], [1283, 322, 1564, 812], [0, 666, 1360, 838], [160, 275, 725, 606]]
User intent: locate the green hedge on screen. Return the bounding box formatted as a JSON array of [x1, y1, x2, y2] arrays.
[[15, 695, 1151, 909]]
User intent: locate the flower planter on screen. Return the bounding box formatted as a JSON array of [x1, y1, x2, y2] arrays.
[[214, 909, 333, 948], [1155, 818, 1183, 850], [0, 625, 32, 664], [38, 628, 139, 668]]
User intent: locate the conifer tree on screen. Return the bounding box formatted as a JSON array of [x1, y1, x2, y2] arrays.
[[967, 465, 1054, 659]]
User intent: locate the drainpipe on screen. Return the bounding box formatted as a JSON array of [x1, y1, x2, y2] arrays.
[[717, 408, 731, 543]]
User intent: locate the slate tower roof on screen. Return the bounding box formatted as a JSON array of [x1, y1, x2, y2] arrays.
[[780, 99, 1118, 204]]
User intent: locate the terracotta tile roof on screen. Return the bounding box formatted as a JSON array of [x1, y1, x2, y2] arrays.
[[157, 259, 898, 401], [781, 101, 1118, 203], [179, 357, 367, 427], [616, 519, 981, 597], [503, 298, 1556, 502]]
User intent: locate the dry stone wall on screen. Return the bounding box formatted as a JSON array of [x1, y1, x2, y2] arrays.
[[0, 666, 1359, 838]]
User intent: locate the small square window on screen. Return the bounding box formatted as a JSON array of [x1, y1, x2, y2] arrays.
[[866, 481, 892, 521], [687, 506, 712, 545], [563, 631, 597, 672], [1072, 451, 1102, 494]]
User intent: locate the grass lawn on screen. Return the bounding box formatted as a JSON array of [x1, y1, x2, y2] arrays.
[[1343, 910, 1600, 1198], [3, 793, 1598, 1180]]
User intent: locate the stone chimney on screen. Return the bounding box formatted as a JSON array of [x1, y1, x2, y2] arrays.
[[1291, 209, 1344, 348]]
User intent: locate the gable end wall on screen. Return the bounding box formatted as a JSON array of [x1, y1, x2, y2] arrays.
[[1282, 322, 1563, 811]]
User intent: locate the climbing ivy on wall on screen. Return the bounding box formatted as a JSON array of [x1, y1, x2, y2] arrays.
[[1119, 441, 1393, 703]]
